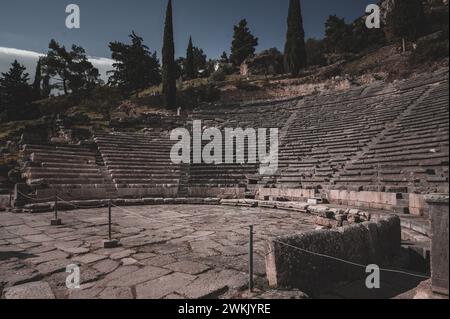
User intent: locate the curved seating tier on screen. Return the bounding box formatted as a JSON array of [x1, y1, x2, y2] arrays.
[[94, 132, 182, 198]]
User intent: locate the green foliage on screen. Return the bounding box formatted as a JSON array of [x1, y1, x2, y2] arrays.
[[0, 60, 39, 122], [324, 15, 353, 53], [385, 0, 427, 43], [230, 19, 259, 66], [219, 52, 229, 64], [350, 18, 386, 52], [324, 15, 385, 55], [185, 37, 196, 80], [183, 37, 208, 80], [409, 32, 449, 66], [76, 86, 122, 121], [162, 0, 177, 109], [42, 39, 101, 95], [108, 31, 161, 96], [284, 0, 307, 76], [305, 38, 326, 66], [210, 69, 226, 82], [32, 58, 43, 99]]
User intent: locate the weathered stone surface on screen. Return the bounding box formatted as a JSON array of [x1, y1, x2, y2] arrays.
[[266, 216, 401, 296], [257, 289, 309, 299], [176, 269, 247, 299], [3, 281, 55, 299], [165, 261, 211, 275], [136, 272, 197, 299], [426, 194, 449, 296], [27, 250, 69, 265], [92, 259, 120, 274], [104, 266, 172, 287], [121, 258, 138, 266], [23, 234, 54, 243], [36, 259, 71, 276], [98, 287, 134, 299], [110, 249, 135, 260], [73, 253, 108, 264]]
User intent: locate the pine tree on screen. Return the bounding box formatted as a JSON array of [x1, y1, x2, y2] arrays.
[[0, 60, 34, 121], [185, 37, 196, 80], [109, 31, 161, 96], [32, 58, 42, 99], [42, 39, 100, 95], [284, 0, 307, 76], [385, 0, 427, 52], [230, 19, 258, 66], [162, 0, 177, 109]]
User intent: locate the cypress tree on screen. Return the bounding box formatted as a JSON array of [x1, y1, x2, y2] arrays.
[[185, 37, 196, 80], [162, 0, 177, 109], [32, 58, 42, 99], [284, 0, 307, 76]]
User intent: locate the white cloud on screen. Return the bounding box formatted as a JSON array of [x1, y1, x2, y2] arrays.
[[0, 47, 115, 83]]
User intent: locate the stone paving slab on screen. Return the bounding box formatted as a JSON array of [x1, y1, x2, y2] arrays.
[[3, 281, 55, 299], [0, 204, 316, 299]]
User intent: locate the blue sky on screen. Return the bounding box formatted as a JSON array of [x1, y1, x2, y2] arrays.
[[0, 0, 375, 78]]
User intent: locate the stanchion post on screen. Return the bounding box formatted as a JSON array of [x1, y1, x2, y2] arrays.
[[51, 190, 62, 226], [249, 225, 254, 293], [104, 199, 119, 248], [108, 199, 112, 241]]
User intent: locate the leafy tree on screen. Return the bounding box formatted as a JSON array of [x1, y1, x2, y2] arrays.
[[324, 15, 352, 53], [108, 31, 161, 96], [284, 0, 307, 76], [0, 60, 36, 121], [305, 38, 327, 66], [385, 0, 427, 52], [185, 37, 196, 80], [162, 0, 177, 109], [350, 17, 386, 53], [192, 46, 208, 77], [230, 19, 258, 66], [42, 39, 100, 95]]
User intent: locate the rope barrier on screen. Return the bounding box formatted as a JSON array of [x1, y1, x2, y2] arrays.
[[56, 196, 108, 209], [267, 237, 430, 280], [16, 190, 55, 202]]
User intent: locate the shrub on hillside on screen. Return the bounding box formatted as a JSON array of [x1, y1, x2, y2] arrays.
[[210, 69, 226, 82], [409, 33, 449, 66]]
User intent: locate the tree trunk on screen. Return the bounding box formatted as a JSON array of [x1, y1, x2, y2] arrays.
[[402, 38, 406, 53], [63, 79, 68, 95]]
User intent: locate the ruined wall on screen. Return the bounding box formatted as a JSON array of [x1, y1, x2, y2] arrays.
[[266, 216, 401, 296]]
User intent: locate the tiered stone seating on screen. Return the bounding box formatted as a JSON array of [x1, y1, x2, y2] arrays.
[[188, 99, 298, 195], [21, 144, 109, 200], [192, 98, 298, 129], [188, 138, 259, 189], [277, 85, 428, 189], [336, 81, 449, 193], [0, 175, 9, 195], [94, 132, 182, 198]]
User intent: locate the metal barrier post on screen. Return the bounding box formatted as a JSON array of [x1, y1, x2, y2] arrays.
[[51, 191, 62, 226], [249, 225, 254, 293], [104, 199, 119, 248]]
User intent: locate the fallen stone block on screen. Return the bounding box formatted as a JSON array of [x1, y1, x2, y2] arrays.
[[314, 216, 342, 228]]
